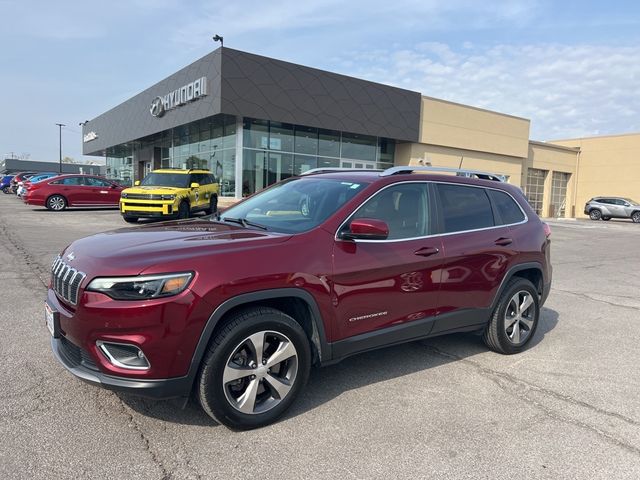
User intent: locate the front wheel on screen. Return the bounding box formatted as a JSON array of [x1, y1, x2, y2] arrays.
[[177, 201, 190, 219], [632, 212, 640, 223], [483, 277, 540, 355], [122, 215, 138, 224], [589, 209, 602, 220], [197, 307, 311, 430], [46, 195, 67, 211], [2, 186, 10, 194]]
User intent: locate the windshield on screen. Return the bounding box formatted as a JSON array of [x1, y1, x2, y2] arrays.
[[220, 178, 369, 234], [140, 172, 189, 188], [624, 198, 639, 205]]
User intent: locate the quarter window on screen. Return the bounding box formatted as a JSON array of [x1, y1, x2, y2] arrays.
[[488, 190, 525, 225], [347, 183, 430, 240], [436, 184, 494, 233]]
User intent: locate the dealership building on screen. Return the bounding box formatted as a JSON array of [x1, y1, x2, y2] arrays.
[[83, 47, 640, 217]]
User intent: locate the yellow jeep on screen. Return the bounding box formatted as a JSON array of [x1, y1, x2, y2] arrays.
[[120, 169, 219, 223]]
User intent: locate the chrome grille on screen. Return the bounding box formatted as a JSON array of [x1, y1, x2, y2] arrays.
[[51, 256, 86, 305]]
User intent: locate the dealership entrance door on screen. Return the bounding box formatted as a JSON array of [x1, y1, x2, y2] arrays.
[[135, 146, 162, 182]]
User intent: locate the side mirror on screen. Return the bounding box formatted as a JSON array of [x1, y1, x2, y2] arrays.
[[341, 218, 389, 241], [190, 182, 200, 189], [134, 180, 140, 186]]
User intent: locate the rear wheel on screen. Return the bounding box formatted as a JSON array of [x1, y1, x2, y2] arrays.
[[2, 186, 10, 194], [177, 201, 190, 219], [632, 212, 640, 223], [483, 277, 540, 355], [197, 307, 311, 430], [589, 209, 602, 220], [46, 195, 67, 211], [123, 215, 138, 224], [204, 195, 218, 215]]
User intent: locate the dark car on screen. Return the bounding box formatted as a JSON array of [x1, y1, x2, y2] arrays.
[[46, 166, 552, 429], [1, 175, 14, 194], [24, 174, 124, 210]]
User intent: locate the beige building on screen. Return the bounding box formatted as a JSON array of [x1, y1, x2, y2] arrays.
[[396, 95, 638, 219]]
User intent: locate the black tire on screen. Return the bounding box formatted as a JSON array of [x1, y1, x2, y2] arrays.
[[482, 277, 540, 355], [122, 215, 138, 224], [204, 195, 218, 215], [197, 307, 311, 430], [632, 212, 640, 223], [177, 201, 190, 219], [602, 217, 611, 221], [589, 209, 602, 220], [2, 186, 10, 194], [46, 195, 67, 211]]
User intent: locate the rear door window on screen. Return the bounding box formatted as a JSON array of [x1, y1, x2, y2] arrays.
[[436, 183, 494, 233], [487, 190, 526, 225]]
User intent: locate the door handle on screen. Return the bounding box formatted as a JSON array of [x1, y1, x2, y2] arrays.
[[494, 237, 513, 246], [414, 246, 440, 257]]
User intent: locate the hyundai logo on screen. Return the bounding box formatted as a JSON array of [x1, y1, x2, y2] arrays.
[[149, 96, 166, 117]]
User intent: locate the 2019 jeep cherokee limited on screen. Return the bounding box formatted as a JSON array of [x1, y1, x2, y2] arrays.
[[47, 167, 552, 429]]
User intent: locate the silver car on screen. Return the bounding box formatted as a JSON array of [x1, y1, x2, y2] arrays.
[[584, 197, 640, 223]]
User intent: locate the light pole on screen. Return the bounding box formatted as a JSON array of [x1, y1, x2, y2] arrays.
[[55, 123, 65, 173], [212, 34, 223, 47]]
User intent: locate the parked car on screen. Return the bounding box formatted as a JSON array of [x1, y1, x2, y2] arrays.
[[46, 167, 552, 429], [119, 168, 219, 223], [23, 174, 124, 210], [10, 171, 37, 194], [17, 172, 57, 197], [1, 175, 14, 194], [584, 197, 640, 223]]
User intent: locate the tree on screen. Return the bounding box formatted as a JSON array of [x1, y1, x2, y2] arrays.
[[62, 156, 76, 164]]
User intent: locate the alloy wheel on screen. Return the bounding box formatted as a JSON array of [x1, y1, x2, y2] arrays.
[[632, 212, 640, 223], [49, 196, 65, 211], [589, 210, 601, 220], [222, 331, 298, 415], [504, 291, 536, 345]]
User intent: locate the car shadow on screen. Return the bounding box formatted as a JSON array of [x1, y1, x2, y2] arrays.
[[118, 307, 559, 427]]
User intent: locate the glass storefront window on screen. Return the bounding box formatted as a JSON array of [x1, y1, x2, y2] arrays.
[[378, 138, 395, 164], [341, 132, 376, 161], [269, 122, 294, 152], [318, 128, 340, 158], [243, 118, 269, 149], [294, 155, 317, 175], [295, 126, 318, 155]]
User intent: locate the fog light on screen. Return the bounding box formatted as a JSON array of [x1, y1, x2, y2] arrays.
[[96, 341, 151, 370]]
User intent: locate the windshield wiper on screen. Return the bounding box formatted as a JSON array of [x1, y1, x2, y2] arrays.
[[221, 217, 268, 231]]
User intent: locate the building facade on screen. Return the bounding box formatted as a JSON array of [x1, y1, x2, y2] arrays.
[[84, 47, 637, 217], [0, 158, 105, 176]]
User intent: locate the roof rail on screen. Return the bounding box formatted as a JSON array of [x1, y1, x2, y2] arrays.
[[380, 166, 507, 182], [300, 168, 382, 176]]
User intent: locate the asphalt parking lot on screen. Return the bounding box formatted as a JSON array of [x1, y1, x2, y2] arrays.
[[1, 196, 639, 480]]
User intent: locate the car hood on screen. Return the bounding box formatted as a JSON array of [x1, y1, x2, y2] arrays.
[[59, 219, 292, 277]]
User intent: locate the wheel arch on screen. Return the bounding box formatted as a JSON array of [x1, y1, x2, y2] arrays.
[[186, 288, 330, 388], [46, 193, 67, 208], [490, 262, 544, 311]]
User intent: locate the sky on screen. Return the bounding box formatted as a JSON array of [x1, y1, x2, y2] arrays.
[[1, 0, 639, 163]]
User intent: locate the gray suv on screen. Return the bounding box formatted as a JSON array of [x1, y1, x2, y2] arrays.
[[584, 197, 640, 223]]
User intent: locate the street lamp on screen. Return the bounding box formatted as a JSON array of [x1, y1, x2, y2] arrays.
[[55, 123, 65, 173], [212, 34, 223, 47]]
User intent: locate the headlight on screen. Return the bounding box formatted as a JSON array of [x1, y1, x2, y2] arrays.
[[86, 272, 193, 300]]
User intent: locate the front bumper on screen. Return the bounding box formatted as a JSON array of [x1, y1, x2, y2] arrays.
[[51, 336, 191, 398], [120, 200, 176, 216]]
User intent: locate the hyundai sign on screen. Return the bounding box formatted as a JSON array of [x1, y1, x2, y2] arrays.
[[150, 77, 207, 117]]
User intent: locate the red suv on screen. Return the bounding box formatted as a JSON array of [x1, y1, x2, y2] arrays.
[[46, 167, 552, 429], [24, 174, 124, 210]]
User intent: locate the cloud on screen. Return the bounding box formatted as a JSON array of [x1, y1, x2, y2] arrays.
[[338, 42, 640, 140]]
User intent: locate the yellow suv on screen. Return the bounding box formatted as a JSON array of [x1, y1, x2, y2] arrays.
[[120, 169, 219, 223]]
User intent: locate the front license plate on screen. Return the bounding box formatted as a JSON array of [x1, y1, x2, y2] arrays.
[[45, 302, 58, 337]]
